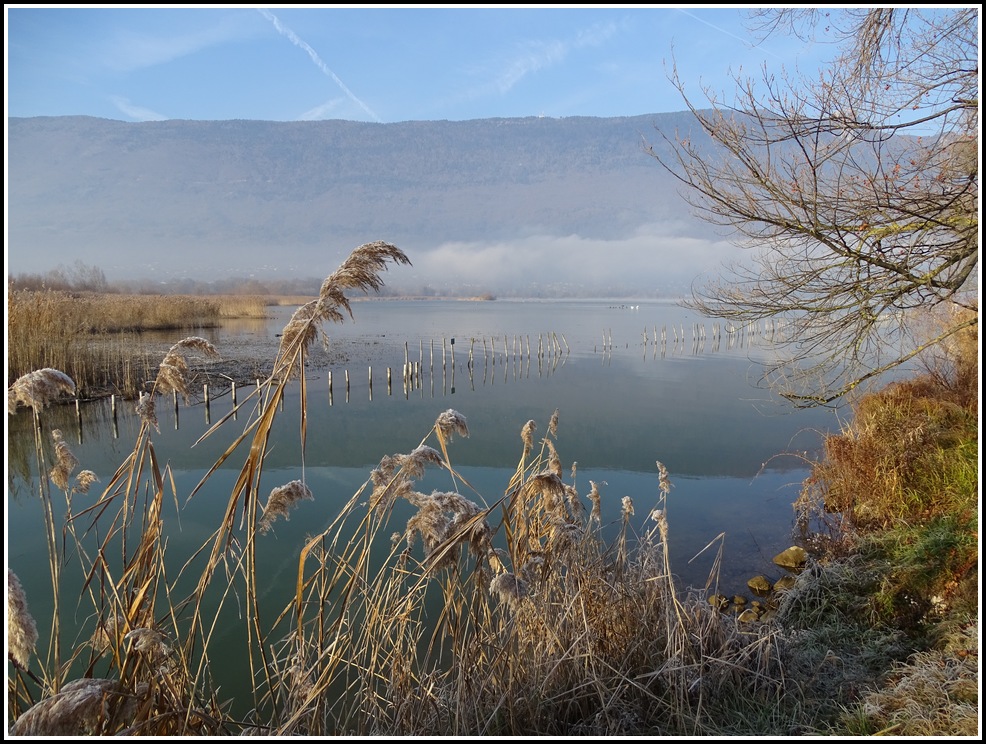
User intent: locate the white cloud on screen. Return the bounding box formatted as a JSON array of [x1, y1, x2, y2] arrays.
[[109, 95, 167, 121], [297, 98, 348, 121], [470, 21, 621, 99], [105, 15, 255, 72]]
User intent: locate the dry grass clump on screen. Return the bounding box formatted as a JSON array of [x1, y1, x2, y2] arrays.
[[844, 624, 980, 736]]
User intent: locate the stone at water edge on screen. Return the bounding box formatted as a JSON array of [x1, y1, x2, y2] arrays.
[[747, 575, 773, 596], [773, 575, 797, 592], [773, 545, 809, 572]]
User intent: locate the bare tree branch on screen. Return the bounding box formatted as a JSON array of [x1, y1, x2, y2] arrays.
[[649, 8, 978, 407]]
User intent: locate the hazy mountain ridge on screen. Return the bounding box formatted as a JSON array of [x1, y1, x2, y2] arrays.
[[7, 112, 721, 294]]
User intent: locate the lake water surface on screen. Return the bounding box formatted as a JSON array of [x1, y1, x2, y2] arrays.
[[6, 298, 845, 712]]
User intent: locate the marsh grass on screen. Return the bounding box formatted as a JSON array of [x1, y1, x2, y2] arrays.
[[7, 245, 978, 736], [7, 290, 266, 399]]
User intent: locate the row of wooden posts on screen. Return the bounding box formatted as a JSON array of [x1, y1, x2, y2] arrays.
[[70, 322, 781, 433], [73, 331, 571, 428]]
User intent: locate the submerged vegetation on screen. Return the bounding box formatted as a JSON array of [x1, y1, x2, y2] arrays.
[[7, 243, 977, 736]]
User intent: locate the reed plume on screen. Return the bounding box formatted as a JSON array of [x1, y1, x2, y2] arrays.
[[520, 419, 537, 455], [7, 368, 75, 414], [49, 428, 80, 491], [154, 336, 221, 400], [259, 480, 314, 534], [490, 571, 529, 612], [548, 408, 559, 437], [435, 408, 469, 445], [276, 241, 411, 377], [135, 391, 158, 431], [545, 438, 562, 478], [10, 678, 129, 736], [370, 445, 444, 515], [406, 490, 492, 568], [124, 627, 172, 661], [8, 569, 38, 670], [73, 470, 99, 495], [587, 480, 603, 524]]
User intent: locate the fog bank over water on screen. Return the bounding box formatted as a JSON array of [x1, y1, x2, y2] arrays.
[[406, 227, 740, 297]]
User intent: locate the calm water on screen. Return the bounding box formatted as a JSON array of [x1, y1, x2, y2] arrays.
[[6, 298, 843, 712]]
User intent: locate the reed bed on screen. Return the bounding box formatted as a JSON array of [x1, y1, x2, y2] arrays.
[[8, 242, 972, 736], [6, 290, 267, 399]]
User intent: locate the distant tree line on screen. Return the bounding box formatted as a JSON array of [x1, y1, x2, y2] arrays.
[[9, 260, 111, 293], [8, 262, 663, 300]]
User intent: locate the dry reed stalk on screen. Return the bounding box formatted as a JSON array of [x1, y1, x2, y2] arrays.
[[7, 569, 39, 670], [7, 368, 76, 414], [175, 243, 411, 724]]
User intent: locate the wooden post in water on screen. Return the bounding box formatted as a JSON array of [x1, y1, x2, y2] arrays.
[[368, 366, 373, 401], [387, 367, 392, 395]]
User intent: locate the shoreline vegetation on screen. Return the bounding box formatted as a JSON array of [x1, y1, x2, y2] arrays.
[[6, 250, 979, 735]]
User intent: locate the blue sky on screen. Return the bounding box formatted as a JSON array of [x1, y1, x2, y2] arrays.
[[6, 5, 835, 123]]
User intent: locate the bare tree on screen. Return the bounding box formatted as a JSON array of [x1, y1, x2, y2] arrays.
[[649, 8, 978, 406]]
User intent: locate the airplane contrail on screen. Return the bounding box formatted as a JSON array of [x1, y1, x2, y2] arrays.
[[676, 8, 783, 60], [257, 8, 382, 122]]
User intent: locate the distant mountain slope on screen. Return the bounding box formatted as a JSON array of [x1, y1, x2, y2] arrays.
[[7, 113, 723, 293]]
